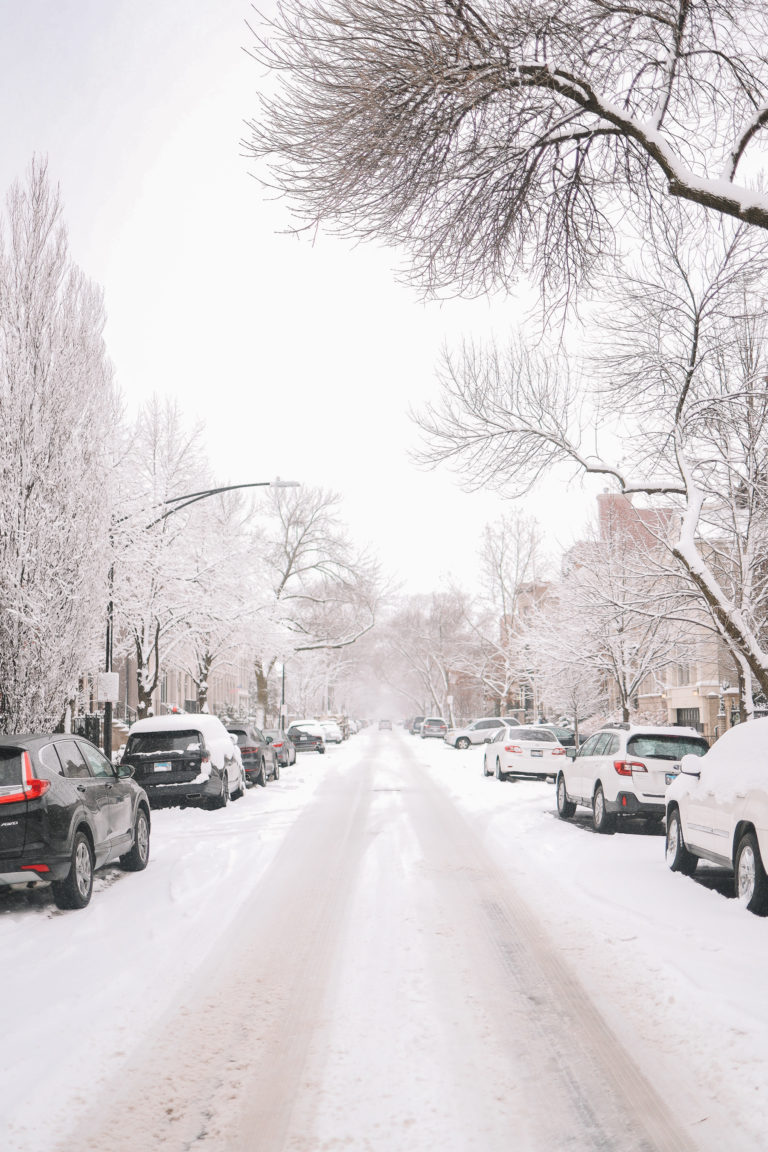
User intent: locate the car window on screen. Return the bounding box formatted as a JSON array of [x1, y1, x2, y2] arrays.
[[592, 733, 615, 756], [579, 734, 600, 756], [517, 729, 556, 743], [0, 747, 23, 785], [603, 734, 621, 756], [126, 730, 202, 756], [56, 739, 91, 779], [37, 744, 63, 775], [78, 741, 114, 778], [627, 734, 710, 760], [477, 720, 499, 730], [228, 729, 250, 746]]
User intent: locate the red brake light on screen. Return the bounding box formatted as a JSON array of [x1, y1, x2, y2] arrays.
[[614, 759, 647, 776], [0, 751, 50, 803], [240, 747, 259, 755], [505, 745, 523, 754], [552, 747, 566, 756]]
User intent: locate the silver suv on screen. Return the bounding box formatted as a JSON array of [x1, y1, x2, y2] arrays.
[[445, 716, 521, 750], [556, 724, 709, 833]]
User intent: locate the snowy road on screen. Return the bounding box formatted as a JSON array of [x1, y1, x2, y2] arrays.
[[4, 728, 766, 1151]]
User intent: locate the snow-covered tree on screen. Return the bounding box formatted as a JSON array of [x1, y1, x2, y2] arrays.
[[0, 159, 117, 731], [113, 398, 210, 718], [417, 212, 768, 715], [250, 485, 381, 720], [249, 0, 768, 297]]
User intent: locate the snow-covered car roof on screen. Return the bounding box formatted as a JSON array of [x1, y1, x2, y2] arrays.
[[128, 714, 231, 738]]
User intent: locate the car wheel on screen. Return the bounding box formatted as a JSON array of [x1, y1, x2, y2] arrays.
[[456, 737, 471, 750], [121, 808, 151, 871], [257, 759, 268, 787], [273, 760, 280, 781], [556, 775, 576, 819], [319, 747, 326, 755], [735, 832, 768, 914], [52, 831, 94, 910], [665, 808, 697, 875], [495, 757, 506, 782], [482, 756, 492, 777], [592, 784, 615, 833], [232, 768, 245, 800], [213, 769, 230, 808]]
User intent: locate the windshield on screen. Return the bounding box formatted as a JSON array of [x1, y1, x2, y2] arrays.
[[627, 734, 709, 761], [125, 730, 203, 757]]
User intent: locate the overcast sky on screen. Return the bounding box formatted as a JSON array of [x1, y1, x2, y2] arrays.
[[0, 1, 597, 592]]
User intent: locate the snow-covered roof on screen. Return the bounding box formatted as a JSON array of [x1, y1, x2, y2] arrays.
[[128, 714, 230, 739]]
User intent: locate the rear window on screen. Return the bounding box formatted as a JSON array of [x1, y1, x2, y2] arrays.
[[517, 729, 556, 743], [0, 748, 22, 785], [227, 730, 249, 746], [126, 730, 203, 757], [627, 734, 709, 761]]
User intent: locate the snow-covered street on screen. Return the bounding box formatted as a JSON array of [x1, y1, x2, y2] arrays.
[[3, 727, 767, 1151]]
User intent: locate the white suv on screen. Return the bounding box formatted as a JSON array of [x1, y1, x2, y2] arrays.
[[445, 716, 521, 750], [666, 720, 768, 914], [556, 724, 709, 833]]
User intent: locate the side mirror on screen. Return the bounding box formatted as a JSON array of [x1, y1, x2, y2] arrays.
[[117, 762, 135, 778], [265, 735, 273, 744], [566, 748, 577, 760], [680, 753, 702, 778]]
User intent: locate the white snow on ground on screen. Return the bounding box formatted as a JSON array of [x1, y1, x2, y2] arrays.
[[2, 727, 767, 1151]]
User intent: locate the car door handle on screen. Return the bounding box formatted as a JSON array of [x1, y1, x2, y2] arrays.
[[77, 785, 87, 793]]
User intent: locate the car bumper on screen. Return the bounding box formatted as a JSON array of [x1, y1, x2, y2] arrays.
[[0, 853, 71, 888], [608, 792, 665, 817], [141, 776, 221, 807]]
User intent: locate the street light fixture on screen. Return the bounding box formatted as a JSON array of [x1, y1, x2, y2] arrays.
[[101, 477, 300, 760]]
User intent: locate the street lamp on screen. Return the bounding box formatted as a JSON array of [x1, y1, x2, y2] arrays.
[[101, 477, 300, 760]]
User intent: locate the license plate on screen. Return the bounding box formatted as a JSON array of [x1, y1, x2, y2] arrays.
[[531, 749, 542, 757], [153, 761, 172, 773], [665, 763, 681, 786]]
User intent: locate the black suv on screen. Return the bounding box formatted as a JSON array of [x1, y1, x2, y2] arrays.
[[0, 733, 150, 910]]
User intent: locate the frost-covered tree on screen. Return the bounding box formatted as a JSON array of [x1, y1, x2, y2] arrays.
[[250, 485, 381, 719], [113, 398, 210, 719], [417, 213, 768, 715], [0, 159, 117, 731], [249, 0, 768, 297]]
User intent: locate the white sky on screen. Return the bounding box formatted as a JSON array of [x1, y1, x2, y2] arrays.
[[0, 0, 597, 592]]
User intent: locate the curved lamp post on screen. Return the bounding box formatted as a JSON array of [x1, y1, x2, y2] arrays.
[[102, 477, 300, 759]]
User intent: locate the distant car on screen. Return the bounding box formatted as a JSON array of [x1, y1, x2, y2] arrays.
[[264, 729, 296, 767], [483, 725, 566, 781], [666, 721, 768, 913], [410, 716, 425, 735], [320, 720, 343, 744], [421, 717, 448, 739], [227, 723, 279, 785], [556, 724, 709, 833], [445, 716, 522, 749], [122, 714, 245, 809], [287, 722, 326, 754], [536, 724, 578, 748], [0, 733, 150, 910], [378, 719, 392, 731]]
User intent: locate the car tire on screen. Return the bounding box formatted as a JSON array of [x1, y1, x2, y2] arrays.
[[556, 774, 576, 819], [456, 737, 471, 750], [665, 807, 697, 875], [483, 757, 492, 777], [273, 760, 280, 781], [232, 769, 245, 800], [592, 784, 615, 833], [52, 831, 94, 910], [212, 769, 230, 808], [121, 808, 150, 872], [495, 757, 506, 782], [257, 759, 267, 787], [319, 747, 326, 755], [735, 831, 768, 914]]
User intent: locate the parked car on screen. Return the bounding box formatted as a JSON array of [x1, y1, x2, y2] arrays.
[[263, 729, 296, 768], [122, 714, 245, 809], [378, 719, 392, 731], [666, 720, 768, 913], [410, 716, 425, 735], [0, 733, 150, 910], [320, 720, 343, 744], [483, 725, 567, 780], [556, 724, 709, 832], [227, 723, 279, 785], [536, 723, 578, 748], [421, 717, 448, 739], [287, 722, 326, 754], [445, 716, 522, 749]]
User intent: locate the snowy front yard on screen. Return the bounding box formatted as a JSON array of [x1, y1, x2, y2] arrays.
[[2, 728, 766, 1151]]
